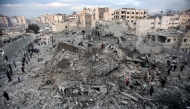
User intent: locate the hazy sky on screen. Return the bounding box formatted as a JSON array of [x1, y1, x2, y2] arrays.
[[0, 0, 190, 19]]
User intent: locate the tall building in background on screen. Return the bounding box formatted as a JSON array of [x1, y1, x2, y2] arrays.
[[114, 8, 148, 22], [17, 16, 27, 27], [179, 9, 190, 29], [9, 16, 18, 26], [68, 11, 78, 21], [0, 16, 10, 27], [93, 7, 113, 21], [78, 7, 92, 26], [54, 14, 67, 22]]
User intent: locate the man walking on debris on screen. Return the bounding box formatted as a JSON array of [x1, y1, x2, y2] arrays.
[[6, 70, 12, 81], [3, 91, 10, 101], [143, 83, 147, 91], [22, 62, 25, 67], [21, 66, 25, 72], [180, 65, 185, 72], [126, 77, 130, 86], [167, 60, 171, 66], [5, 55, 8, 62], [152, 62, 155, 69], [13, 60, 16, 68], [167, 68, 171, 75], [150, 85, 154, 96], [101, 43, 104, 49], [173, 65, 177, 72], [8, 64, 13, 75], [160, 78, 166, 88]]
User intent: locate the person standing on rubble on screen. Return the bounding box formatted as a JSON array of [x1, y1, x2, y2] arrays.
[[5, 55, 8, 62], [173, 65, 177, 72], [180, 65, 185, 72], [22, 62, 25, 67], [150, 85, 154, 96], [167, 60, 171, 66], [21, 66, 25, 72], [6, 70, 12, 81], [3, 91, 10, 101], [160, 78, 166, 88], [13, 60, 16, 68], [152, 62, 155, 69], [143, 83, 147, 91], [126, 77, 130, 86], [101, 43, 104, 49], [167, 68, 171, 75], [8, 64, 13, 75]]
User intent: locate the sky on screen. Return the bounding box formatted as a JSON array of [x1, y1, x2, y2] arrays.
[[0, 0, 190, 19]]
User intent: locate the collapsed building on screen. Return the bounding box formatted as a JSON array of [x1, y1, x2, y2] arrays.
[[0, 27, 190, 109]]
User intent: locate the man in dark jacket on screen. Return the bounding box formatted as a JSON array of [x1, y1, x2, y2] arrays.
[[6, 70, 12, 81], [150, 85, 154, 96], [3, 91, 9, 101]]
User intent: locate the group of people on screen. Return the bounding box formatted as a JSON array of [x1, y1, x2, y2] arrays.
[[167, 59, 186, 76], [125, 77, 155, 96], [3, 42, 36, 102], [124, 56, 187, 97]]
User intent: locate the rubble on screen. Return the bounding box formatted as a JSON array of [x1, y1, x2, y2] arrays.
[[0, 31, 190, 109]]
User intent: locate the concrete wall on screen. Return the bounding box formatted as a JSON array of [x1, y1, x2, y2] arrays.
[[52, 23, 80, 32], [3, 35, 34, 59], [136, 19, 154, 37], [160, 16, 170, 29], [137, 47, 162, 54]]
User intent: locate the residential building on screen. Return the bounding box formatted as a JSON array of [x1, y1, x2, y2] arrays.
[[103, 8, 114, 21], [9, 16, 18, 26], [78, 7, 92, 27], [17, 16, 27, 27], [168, 14, 180, 28], [93, 7, 113, 21], [136, 15, 181, 37], [41, 16, 46, 24], [147, 30, 190, 53], [54, 14, 67, 22], [68, 12, 78, 21], [179, 9, 190, 29], [0, 16, 9, 27], [114, 8, 148, 22]]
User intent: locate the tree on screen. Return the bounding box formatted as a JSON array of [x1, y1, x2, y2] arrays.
[[26, 24, 40, 34]]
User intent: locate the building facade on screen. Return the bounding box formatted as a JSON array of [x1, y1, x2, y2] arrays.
[[114, 8, 148, 22], [17, 16, 27, 27], [0, 16, 9, 27], [68, 12, 78, 21], [92, 7, 113, 21], [136, 15, 181, 37], [78, 7, 92, 27], [10, 16, 18, 26]]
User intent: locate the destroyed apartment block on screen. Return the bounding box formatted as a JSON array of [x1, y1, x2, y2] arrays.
[[0, 25, 190, 109]]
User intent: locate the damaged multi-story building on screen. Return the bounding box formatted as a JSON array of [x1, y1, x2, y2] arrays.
[[147, 30, 190, 53]]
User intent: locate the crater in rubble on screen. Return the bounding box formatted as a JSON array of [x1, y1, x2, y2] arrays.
[[56, 42, 77, 53], [57, 59, 70, 68]]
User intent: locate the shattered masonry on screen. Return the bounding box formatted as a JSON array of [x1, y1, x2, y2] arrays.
[[0, 30, 190, 109]]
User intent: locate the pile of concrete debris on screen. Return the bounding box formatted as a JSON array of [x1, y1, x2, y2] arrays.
[[0, 31, 190, 109]]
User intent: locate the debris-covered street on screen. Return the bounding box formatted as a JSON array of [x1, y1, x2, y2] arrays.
[[0, 31, 190, 109]]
